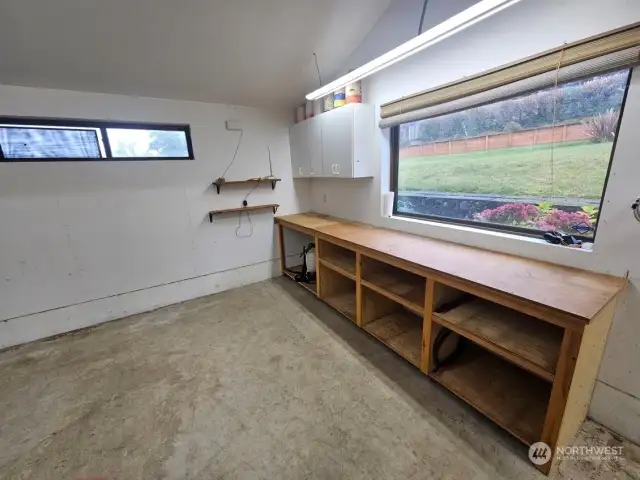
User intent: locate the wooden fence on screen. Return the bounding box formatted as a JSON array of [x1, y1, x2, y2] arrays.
[[400, 123, 589, 158]]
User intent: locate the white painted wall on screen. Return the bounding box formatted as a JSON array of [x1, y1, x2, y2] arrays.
[[0, 85, 310, 348], [308, 0, 640, 443]]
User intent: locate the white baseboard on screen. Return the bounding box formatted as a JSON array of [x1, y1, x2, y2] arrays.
[[589, 380, 640, 445], [0, 257, 292, 350]]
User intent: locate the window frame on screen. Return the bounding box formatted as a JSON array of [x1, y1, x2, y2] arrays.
[[0, 117, 195, 162], [390, 69, 634, 242]]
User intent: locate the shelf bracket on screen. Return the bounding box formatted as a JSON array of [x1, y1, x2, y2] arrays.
[[215, 183, 221, 194], [209, 212, 215, 223], [271, 180, 277, 190], [273, 205, 279, 214]]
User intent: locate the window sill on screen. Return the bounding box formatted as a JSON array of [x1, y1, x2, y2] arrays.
[[385, 214, 593, 253]]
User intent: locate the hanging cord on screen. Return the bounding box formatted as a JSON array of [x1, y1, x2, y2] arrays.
[[243, 179, 261, 203], [549, 48, 566, 205], [313, 53, 323, 87], [235, 211, 253, 238], [235, 180, 261, 238], [220, 129, 244, 180], [418, 0, 430, 35]]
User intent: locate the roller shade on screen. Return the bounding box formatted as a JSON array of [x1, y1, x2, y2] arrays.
[[380, 23, 640, 128]]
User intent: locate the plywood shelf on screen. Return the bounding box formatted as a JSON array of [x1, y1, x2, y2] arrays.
[[430, 343, 551, 446], [208, 204, 279, 222], [213, 178, 281, 194], [319, 256, 356, 280], [283, 265, 317, 296], [324, 291, 357, 322], [433, 298, 562, 382], [361, 258, 425, 315], [318, 239, 356, 279], [363, 311, 422, 367]]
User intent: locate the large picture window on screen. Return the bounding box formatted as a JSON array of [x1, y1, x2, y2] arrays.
[[0, 118, 194, 161], [391, 69, 631, 240]]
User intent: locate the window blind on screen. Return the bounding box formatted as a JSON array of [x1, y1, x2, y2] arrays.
[[380, 23, 640, 129]]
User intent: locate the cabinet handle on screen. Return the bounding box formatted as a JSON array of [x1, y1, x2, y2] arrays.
[[310, 166, 314, 175], [333, 164, 337, 175], [299, 166, 303, 175], [336, 164, 340, 175]]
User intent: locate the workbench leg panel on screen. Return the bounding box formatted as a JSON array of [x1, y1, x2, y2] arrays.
[[277, 224, 286, 275]]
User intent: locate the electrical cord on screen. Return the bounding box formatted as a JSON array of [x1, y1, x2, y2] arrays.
[[418, 0, 430, 35], [235, 211, 254, 238], [220, 129, 244, 180], [235, 180, 261, 238], [243, 180, 261, 203], [313, 53, 323, 87]]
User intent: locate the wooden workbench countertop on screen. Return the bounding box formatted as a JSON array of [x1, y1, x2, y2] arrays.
[[275, 213, 627, 323]]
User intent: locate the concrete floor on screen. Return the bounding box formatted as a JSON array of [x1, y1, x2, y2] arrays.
[[1, 278, 638, 479]]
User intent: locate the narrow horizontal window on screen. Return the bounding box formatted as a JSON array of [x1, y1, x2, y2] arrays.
[[391, 69, 632, 241], [106, 128, 190, 159], [0, 118, 194, 161], [0, 125, 102, 159]]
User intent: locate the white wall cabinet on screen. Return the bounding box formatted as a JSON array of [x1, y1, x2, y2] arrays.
[[289, 103, 374, 179]]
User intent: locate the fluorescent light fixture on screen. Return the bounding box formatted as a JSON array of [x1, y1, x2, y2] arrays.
[[306, 0, 524, 100]]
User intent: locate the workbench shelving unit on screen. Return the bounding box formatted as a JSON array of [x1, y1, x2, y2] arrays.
[[275, 213, 628, 475]]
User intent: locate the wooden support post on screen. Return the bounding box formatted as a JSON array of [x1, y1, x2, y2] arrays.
[[420, 278, 436, 373], [540, 298, 618, 474], [538, 329, 582, 474], [315, 235, 322, 298], [277, 224, 286, 275], [355, 251, 363, 327]]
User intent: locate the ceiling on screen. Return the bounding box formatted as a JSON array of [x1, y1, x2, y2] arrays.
[[0, 0, 391, 108]]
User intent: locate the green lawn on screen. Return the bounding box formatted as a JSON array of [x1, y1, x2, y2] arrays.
[[398, 142, 613, 199]]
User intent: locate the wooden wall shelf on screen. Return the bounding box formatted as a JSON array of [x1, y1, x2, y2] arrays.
[[275, 213, 628, 475], [212, 178, 281, 194], [208, 204, 279, 222]]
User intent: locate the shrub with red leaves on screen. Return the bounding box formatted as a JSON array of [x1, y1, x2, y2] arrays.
[[474, 203, 540, 224], [535, 209, 592, 232]]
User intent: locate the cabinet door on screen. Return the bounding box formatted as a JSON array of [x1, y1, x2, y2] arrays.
[[352, 104, 375, 178], [307, 116, 323, 177], [321, 107, 354, 177], [289, 121, 309, 178]]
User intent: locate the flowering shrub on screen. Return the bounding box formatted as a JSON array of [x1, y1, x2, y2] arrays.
[[535, 209, 592, 232], [474, 203, 540, 224], [474, 203, 594, 234]]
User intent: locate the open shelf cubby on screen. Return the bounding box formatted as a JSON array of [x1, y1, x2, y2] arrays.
[[318, 239, 356, 279], [362, 284, 422, 367], [433, 297, 563, 382], [283, 265, 317, 296], [430, 341, 551, 446], [319, 263, 357, 322], [361, 256, 426, 315]]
